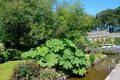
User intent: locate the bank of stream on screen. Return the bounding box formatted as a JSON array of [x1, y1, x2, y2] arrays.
[[67, 55, 120, 80]]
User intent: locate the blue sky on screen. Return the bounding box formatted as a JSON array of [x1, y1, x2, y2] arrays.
[[57, 0, 120, 16]]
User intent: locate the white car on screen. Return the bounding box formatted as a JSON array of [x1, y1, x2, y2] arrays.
[[101, 44, 111, 48]]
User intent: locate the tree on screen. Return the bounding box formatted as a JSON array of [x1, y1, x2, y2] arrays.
[[0, 0, 56, 48], [95, 7, 120, 32], [0, 0, 95, 49], [96, 9, 116, 27], [29, 0, 56, 41], [0, 0, 31, 48], [114, 7, 120, 26], [53, 0, 95, 43]]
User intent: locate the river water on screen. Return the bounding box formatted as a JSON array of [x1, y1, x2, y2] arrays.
[[67, 55, 120, 80]]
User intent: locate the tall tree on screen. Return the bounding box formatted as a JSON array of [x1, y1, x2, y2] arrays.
[[0, 0, 56, 48], [96, 9, 116, 27], [114, 7, 120, 26], [53, 0, 95, 43], [95, 7, 120, 32]]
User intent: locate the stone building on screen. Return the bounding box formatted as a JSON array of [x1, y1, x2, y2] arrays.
[[87, 30, 120, 44]]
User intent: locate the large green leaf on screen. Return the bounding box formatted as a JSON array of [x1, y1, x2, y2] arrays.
[[72, 67, 86, 76], [63, 61, 73, 69], [63, 49, 72, 55], [37, 46, 49, 56], [72, 57, 81, 67], [21, 49, 38, 59], [38, 53, 58, 67], [75, 49, 84, 57], [46, 39, 65, 52], [59, 55, 73, 69], [64, 39, 77, 48]]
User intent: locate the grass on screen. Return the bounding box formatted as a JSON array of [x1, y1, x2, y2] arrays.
[[0, 60, 23, 80]]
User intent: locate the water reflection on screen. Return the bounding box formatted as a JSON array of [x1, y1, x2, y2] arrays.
[[67, 55, 119, 80]]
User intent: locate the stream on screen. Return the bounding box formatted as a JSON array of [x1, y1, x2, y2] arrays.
[[67, 55, 120, 80]]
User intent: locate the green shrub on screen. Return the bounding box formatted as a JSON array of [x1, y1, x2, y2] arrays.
[[1, 49, 22, 62], [6, 49, 22, 60], [21, 48, 38, 60], [10, 60, 41, 80], [95, 53, 104, 59], [21, 39, 87, 76], [89, 53, 95, 65], [0, 51, 9, 62], [0, 43, 5, 51], [85, 54, 91, 67], [115, 38, 120, 44], [0, 52, 5, 63]]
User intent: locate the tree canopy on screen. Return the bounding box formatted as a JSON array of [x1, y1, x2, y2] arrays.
[[0, 0, 95, 49], [95, 6, 120, 32]]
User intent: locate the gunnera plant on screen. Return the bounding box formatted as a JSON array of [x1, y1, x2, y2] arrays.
[[10, 60, 41, 80]]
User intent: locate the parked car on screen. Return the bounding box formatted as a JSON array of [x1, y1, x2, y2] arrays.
[[101, 44, 111, 48]]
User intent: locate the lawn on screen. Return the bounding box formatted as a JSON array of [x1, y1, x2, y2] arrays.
[[0, 61, 23, 80]]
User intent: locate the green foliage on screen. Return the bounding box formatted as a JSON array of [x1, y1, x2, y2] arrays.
[[37, 47, 49, 56], [115, 38, 120, 44], [0, 49, 22, 62], [0, 0, 95, 49], [95, 53, 104, 59], [95, 6, 120, 30], [89, 53, 95, 65], [73, 67, 86, 76], [39, 53, 58, 67], [0, 51, 9, 62], [105, 38, 112, 44], [46, 39, 65, 52], [115, 7, 120, 27], [0, 0, 56, 48], [54, 1, 95, 42], [85, 54, 91, 67], [96, 9, 115, 27], [0, 43, 5, 51], [0, 0, 31, 48], [0, 52, 5, 63], [10, 60, 41, 80], [6, 49, 22, 60], [21, 49, 38, 59], [21, 39, 87, 76]]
